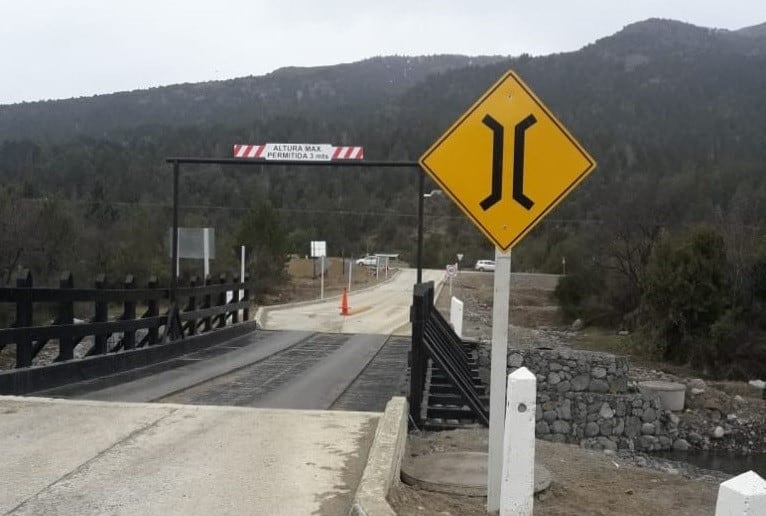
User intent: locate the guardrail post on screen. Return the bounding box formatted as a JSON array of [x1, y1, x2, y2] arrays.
[[217, 273, 227, 328], [243, 273, 250, 321], [186, 275, 198, 336], [147, 276, 159, 346], [93, 274, 108, 355], [450, 296, 464, 338], [501, 367, 537, 516], [715, 470, 766, 515], [57, 271, 75, 361], [123, 275, 136, 350], [231, 274, 240, 324], [203, 274, 212, 332], [14, 269, 33, 368]]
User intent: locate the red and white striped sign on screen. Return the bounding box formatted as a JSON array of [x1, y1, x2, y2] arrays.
[[331, 146, 364, 160], [233, 143, 363, 161], [233, 144, 267, 159]]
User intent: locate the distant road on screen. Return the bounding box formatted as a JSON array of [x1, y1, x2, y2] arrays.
[[257, 267, 445, 334]]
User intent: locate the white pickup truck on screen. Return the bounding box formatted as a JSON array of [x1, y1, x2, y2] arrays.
[[356, 255, 378, 266]]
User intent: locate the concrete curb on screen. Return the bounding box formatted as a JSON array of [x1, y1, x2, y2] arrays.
[[349, 396, 408, 516]]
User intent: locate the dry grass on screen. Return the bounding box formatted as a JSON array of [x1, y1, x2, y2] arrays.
[[708, 381, 764, 400]]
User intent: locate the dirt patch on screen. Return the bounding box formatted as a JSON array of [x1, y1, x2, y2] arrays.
[[389, 428, 719, 516], [436, 271, 564, 340]]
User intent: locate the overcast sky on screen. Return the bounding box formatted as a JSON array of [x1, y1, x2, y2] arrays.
[[1, 1, 765, 105]]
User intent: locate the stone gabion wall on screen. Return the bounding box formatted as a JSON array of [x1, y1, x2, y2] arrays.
[[534, 392, 678, 452], [508, 348, 630, 394], [509, 348, 677, 451]]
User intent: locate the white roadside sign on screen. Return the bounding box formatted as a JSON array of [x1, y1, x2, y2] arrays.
[[233, 143, 364, 161], [263, 143, 334, 161]]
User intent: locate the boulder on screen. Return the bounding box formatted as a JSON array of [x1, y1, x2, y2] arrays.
[[599, 403, 615, 419], [571, 374, 590, 392], [688, 378, 707, 390]]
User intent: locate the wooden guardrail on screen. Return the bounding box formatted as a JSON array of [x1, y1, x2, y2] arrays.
[[0, 269, 250, 369]]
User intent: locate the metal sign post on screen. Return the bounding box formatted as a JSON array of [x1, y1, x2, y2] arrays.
[[488, 248, 511, 508], [417, 169, 424, 283], [418, 70, 596, 512], [171, 161, 179, 302], [320, 256, 325, 300], [203, 228, 211, 278]]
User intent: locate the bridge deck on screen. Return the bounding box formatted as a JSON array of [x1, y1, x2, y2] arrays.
[[38, 329, 410, 412]]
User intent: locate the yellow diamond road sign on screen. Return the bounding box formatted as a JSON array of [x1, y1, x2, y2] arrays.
[[419, 70, 596, 251]]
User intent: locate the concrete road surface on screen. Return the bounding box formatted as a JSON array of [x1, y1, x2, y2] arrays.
[[0, 396, 377, 515], [257, 268, 444, 334]]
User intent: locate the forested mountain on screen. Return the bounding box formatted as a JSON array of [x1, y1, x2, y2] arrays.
[[2, 18, 766, 376], [0, 55, 504, 142]]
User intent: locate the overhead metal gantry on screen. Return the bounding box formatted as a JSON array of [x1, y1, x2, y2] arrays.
[[164, 156, 429, 305]]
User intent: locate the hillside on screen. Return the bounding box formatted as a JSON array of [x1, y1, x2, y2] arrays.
[[0, 55, 505, 142]]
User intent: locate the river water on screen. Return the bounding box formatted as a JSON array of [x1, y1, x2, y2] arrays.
[[657, 450, 766, 477]]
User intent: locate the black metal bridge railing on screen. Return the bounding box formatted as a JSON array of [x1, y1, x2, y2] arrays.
[[410, 281, 489, 429], [0, 269, 250, 370]]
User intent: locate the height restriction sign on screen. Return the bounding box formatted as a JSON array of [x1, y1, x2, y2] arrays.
[[419, 70, 596, 251]]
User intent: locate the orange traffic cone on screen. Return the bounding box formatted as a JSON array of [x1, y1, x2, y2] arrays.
[[340, 288, 350, 316]]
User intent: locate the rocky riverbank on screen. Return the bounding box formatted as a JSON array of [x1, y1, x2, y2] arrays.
[[394, 271, 759, 514], [438, 271, 766, 463]]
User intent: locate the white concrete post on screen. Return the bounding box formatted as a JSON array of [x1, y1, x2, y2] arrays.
[[715, 470, 766, 515], [450, 296, 464, 338], [487, 247, 511, 511], [348, 259, 353, 292], [501, 367, 537, 516]]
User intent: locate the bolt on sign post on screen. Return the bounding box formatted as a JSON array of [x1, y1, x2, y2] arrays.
[[419, 70, 596, 512]]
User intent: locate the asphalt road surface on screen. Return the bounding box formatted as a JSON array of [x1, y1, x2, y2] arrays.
[[256, 267, 445, 334]]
